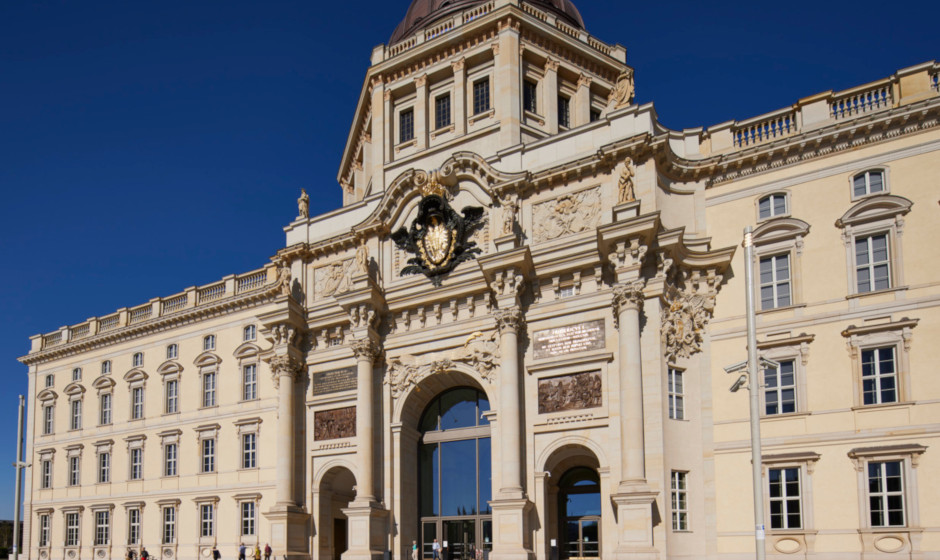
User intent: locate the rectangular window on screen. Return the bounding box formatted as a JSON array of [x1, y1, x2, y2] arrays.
[[95, 510, 110, 546], [100, 393, 112, 425], [764, 359, 796, 415], [862, 347, 897, 405], [523, 79, 537, 113], [243, 325, 256, 342], [769, 467, 802, 529], [162, 507, 176, 544], [589, 109, 600, 122], [43, 405, 54, 435], [70, 400, 82, 430], [202, 438, 216, 473], [98, 452, 111, 483], [558, 95, 570, 128], [131, 387, 144, 420], [243, 365, 258, 401], [435, 94, 451, 129], [472, 78, 490, 115], [165, 379, 179, 414], [164, 443, 178, 477], [39, 514, 50, 547], [241, 502, 256, 536], [200, 504, 214, 537], [399, 108, 415, 143], [65, 512, 80, 546], [69, 456, 80, 486], [72, 368, 82, 382], [129, 448, 143, 480], [127, 508, 141, 545], [242, 433, 257, 469], [671, 471, 689, 531], [203, 372, 217, 407], [868, 461, 904, 527], [855, 233, 890, 293], [759, 254, 791, 310], [667, 368, 684, 420], [41, 459, 52, 489], [166, 344, 178, 360]]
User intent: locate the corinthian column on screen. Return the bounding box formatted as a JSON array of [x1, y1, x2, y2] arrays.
[[613, 280, 647, 489], [351, 338, 380, 503], [494, 307, 524, 497], [269, 355, 302, 504]]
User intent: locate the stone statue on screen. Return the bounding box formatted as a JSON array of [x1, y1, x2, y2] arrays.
[[618, 157, 636, 203], [355, 244, 369, 275], [609, 68, 635, 109], [278, 265, 292, 297], [500, 194, 519, 236], [297, 188, 309, 218]]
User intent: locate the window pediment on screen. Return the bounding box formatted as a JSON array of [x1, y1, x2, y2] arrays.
[[752, 218, 810, 245], [836, 194, 912, 228], [63, 382, 86, 397], [123, 369, 148, 383], [37, 388, 58, 402], [233, 342, 261, 360], [194, 352, 221, 368], [157, 360, 183, 376], [92, 376, 116, 391]]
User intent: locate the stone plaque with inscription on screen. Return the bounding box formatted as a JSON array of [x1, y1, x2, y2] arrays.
[[314, 406, 356, 440], [312, 367, 357, 395], [533, 319, 605, 359], [538, 371, 602, 414]]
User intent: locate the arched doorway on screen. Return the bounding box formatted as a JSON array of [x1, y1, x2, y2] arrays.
[[557, 467, 601, 560], [315, 466, 356, 560], [418, 387, 492, 560]]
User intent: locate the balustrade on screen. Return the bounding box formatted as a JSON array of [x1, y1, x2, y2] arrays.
[[162, 293, 188, 314], [236, 271, 268, 293], [99, 315, 120, 332], [831, 83, 892, 119], [198, 283, 226, 304], [732, 110, 797, 147], [71, 324, 91, 340], [129, 306, 152, 324]]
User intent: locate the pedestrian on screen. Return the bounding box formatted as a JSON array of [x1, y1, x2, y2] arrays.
[[140, 548, 149, 560], [263, 544, 271, 560], [212, 546, 221, 560], [253, 545, 261, 560], [238, 543, 247, 560], [432, 539, 440, 560], [411, 540, 418, 560]]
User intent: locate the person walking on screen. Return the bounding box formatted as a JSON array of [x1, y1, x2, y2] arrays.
[[212, 546, 221, 560], [432, 539, 441, 560], [238, 543, 247, 560], [412, 540, 418, 560], [263, 544, 271, 560], [253, 545, 261, 560], [140, 548, 149, 560]]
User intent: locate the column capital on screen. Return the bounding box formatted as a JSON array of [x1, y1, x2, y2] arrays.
[[414, 73, 428, 88], [350, 338, 382, 363], [450, 57, 465, 72], [613, 280, 646, 316], [544, 57, 559, 72], [494, 307, 524, 334], [267, 355, 304, 389]]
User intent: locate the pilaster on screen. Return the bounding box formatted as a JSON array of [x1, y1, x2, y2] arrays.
[[495, 18, 522, 146], [415, 74, 428, 150], [370, 77, 386, 192], [451, 58, 466, 136]]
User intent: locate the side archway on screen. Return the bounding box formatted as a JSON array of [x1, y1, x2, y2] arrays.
[[538, 443, 605, 560], [313, 463, 358, 560]]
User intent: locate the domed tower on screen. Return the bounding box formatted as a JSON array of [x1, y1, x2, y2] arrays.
[[337, 0, 630, 205]]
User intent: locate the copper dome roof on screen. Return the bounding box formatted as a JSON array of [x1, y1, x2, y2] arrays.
[[389, 0, 585, 44]]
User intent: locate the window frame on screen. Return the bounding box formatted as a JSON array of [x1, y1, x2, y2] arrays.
[[843, 318, 916, 408], [471, 77, 491, 115], [38, 513, 51, 547], [68, 455, 81, 487], [127, 507, 141, 546], [837, 194, 911, 298], [72, 367, 82, 382], [757, 334, 812, 417], [751, 217, 809, 313], [165, 378, 179, 414], [200, 503, 215, 537], [129, 447, 143, 481], [670, 470, 689, 531], [523, 79, 538, 114], [557, 94, 571, 129], [848, 444, 925, 546], [202, 370, 217, 408], [759, 253, 792, 311], [761, 452, 819, 546], [65, 511, 81, 547], [667, 367, 684, 421], [97, 450, 111, 484], [201, 437, 216, 473], [161, 505, 177, 545], [70, 398, 83, 431], [99, 392, 112, 426], [242, 432, 257, 470], [40, 457, 53, 489], [166, 343, 178, 360], [757, 192, 790, 221], [101, 360, 111, 375], [94, 509, 111, 546], [240, 501, 257, 537], [398, 106, 415, 144], [242, 364, 258, 402], [861, 346, 899, 406], [434, 93, 452, 130], [850, 168, 889, 200], [131, 386, 144, 420], [42, 404, 54, 435], [132, 352, 144, 368], [243, 325, 256, 342], [203, 334, 216, 352]]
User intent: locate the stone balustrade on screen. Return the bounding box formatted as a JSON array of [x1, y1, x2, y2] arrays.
[[29, 264, 277, 353], [830, 80, 892, 120], [732, 108, 797, 148]]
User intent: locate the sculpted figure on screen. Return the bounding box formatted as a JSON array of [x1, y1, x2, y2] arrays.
[[500, 194, 519, 236], [297, 188, 309, 218], [355, 244, 369, 275], [609, 68, 635, 109], [618, 157, 636, 203], [278, 265, 292, 296]]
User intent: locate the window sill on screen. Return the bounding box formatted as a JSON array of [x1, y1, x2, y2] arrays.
[[430, 124, 455, 139], [851, 401, 912, 412], [523, 109, 545, 126], [394, 138, 417, 153], [468, 108, 495, 125], [756, 212, 792, 224], [756, 303, 806, 315], [847, 286, 908, 300], [761, 411, 811, 421]]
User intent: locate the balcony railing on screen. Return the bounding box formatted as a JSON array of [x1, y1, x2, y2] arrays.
[[732, 109, 797, 148], [831, 82, 892, 120]]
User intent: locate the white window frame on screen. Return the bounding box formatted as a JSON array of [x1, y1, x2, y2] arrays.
[[45, 374, 54, 388], [161, 504, 178, 545], [761, 452, 819, 548], [670, 470, 689, 531], [94, 509, 111, 546], [241, 501, 256, 536], [751, 217, 808, 312], [243, 364, 258, 402], [166, 344, 178, 360], [763, 358, 797, 416], [242, 432, 257, 469], [129, 447, 143, 480], [65, 511, 81, 547], [854, 233, 891, 294], [165, 378, 179, 414], [70, 398, 82, 431], [99, 392, 112, 425], [72, 367, 82, 382], [42, 404, 54, 435], [131, 386, 144, 420], [127, 507, 142, 545], [844, 318, 916, 408], [759, 253, 792, 310], [850, 168, 889, 200], [837, 194, 910, 298], [38, 512, 51, 547], [132, 352, 144, 368], [68, 455, 81, 486], [757, 192, 790, 221], [243, 325, 256, 342], [202, 437, 216, 473], [98, 450, 111, 484], [40, 457, 53, 489], [667, 367, 684, 420], [164, 442, 178, 477], [758, 334, 812, 417], [202, 370, 217, 408], [101, 360, 111, 375], [203, 335, 216, 351], [201, 503, 215, 537], [861, 346, 898, 406]]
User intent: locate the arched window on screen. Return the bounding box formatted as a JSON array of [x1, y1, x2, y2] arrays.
[[559, 467, 601, 559], [852, 169, 887, 198], [418, 387, 492, 560], [203, 334, 216, 351], [132, 352, 144, 368], [758, 193, 788, 220]]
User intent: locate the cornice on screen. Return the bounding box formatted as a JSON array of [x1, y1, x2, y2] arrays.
[[19, 282, 284, 367]]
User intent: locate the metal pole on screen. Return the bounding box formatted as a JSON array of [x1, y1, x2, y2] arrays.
[[743, 227, 766, 560], [12, 395, 26, 560]]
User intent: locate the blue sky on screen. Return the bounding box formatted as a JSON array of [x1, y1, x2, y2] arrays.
[[0, 0, 936, 517]]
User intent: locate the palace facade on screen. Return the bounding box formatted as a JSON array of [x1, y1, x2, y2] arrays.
[[20, 1, 940, 560]]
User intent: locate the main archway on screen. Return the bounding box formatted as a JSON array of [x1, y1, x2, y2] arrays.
[[417, 387, 492, 560]]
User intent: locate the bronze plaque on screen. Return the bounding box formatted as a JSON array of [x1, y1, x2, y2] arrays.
[[538, 371, 602, 414], [533, 319, 605, 359], [314, 406, 356, 440], [312, 367, 357, 395]]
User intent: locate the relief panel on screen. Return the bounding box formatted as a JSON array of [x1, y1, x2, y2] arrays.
[[314, 406, 356, 440], [532, 186, 602, 243], [315, 258, 355, 298], [537, 371, 603, 414]]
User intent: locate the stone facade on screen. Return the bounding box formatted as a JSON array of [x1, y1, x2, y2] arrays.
[[20, 2, 940, 560]]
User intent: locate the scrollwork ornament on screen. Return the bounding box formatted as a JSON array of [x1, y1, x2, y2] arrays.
[[494, 307, 524, 334], [350, 338, 381, 363], [660, 284, 715, 361]]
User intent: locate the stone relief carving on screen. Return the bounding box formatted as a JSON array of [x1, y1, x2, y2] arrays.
[[277, 265, 292, 297], [350, 338, 381, 363], [385, 331, 500, 397], [315, 258, 355, 298], [271, 323, 299, 348], [661, 284, 716, 361], [538, 371, 602, 414], [314, 406, 356, 440], [347, 304, 377, 331], [532, 187, 602, 243], [618, 157, 636, 203]]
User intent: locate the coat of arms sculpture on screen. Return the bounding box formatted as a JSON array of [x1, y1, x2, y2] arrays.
[[391, 174, 485, 286]]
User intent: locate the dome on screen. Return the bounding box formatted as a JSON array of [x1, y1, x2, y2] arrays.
[[389, 0, 585, 45]]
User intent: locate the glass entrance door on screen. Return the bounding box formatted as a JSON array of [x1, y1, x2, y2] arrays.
[[563, 520, 599, 559], [558, 467, 601, 560], [443, 520, 475, 560]]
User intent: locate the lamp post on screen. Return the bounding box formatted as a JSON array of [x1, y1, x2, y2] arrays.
[[725, 227, 766, 560], [12, 395, 26, 560]]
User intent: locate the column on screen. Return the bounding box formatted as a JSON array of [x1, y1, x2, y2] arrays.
[[369, 78, 386, 193], [351, 338, 380, 503], [415, 74, 428, 150], [543, 58, 559, 134], [495, 19, 521, 146], [575, 74, 591, 127], [613, 280, 646, 487], [495, 307, 524, 497], [270, 355, 301, 504], [451, 58, 466, 135]]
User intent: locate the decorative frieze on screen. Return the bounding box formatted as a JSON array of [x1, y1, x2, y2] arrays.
[[537, 370, 602, 414], [532, 186, 602, 243], [314, 407, 356, 441]]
